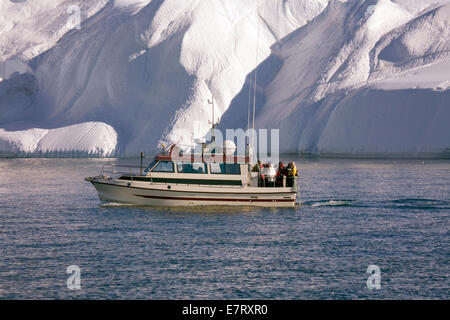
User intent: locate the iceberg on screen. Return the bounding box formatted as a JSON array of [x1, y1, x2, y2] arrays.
[[0, 0, 448, 157]]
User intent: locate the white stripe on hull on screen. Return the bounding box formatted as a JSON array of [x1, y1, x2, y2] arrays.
[[91, 179, 297, 207]]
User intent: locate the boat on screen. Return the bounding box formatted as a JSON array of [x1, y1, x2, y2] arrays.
[[85, 143, 299, 207], [86, 17, 299, 207]]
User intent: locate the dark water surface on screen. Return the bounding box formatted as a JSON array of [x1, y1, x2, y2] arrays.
[[0, 157, 448, 299]]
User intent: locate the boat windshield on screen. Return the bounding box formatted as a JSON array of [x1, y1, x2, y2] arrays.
[[143, 160, 158, 174], [152, 161, 175, 173]]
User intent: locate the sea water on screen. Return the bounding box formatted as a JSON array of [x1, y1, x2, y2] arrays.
[[0, 157, 448, 299]]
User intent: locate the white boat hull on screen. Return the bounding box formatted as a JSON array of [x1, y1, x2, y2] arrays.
[[89, 177, 297, 207]]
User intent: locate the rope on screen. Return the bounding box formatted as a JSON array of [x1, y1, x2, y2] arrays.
[[251, 14, 261, 153]]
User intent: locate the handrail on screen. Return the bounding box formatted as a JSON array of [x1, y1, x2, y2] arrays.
[[255, 175, 299, 189], [100, 163, 143, 178]]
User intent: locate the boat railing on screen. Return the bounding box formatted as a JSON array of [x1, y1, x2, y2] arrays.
[[255, 175, 299, 190], [101, 163, 143, 179]]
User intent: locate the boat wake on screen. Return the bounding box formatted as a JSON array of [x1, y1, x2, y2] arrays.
[[302, 198, 450, 210], [100, 202, 136, 208], [383, 198, 450, 210], [302, 200, 355, 207]]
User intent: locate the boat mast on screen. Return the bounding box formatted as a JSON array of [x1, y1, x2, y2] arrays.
[[248, 14, 261, 163], [208, 96, 215, 142], [252, 15, 260, 135]]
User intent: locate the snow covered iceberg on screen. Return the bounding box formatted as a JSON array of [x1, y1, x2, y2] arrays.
[[0, 0, 449, 157]]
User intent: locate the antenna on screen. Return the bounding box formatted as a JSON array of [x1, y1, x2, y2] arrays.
[[247, 14, 261, 163], [208, 96, 215, 129], [208, 96, 216, 142], [252, 15, 260, 134]]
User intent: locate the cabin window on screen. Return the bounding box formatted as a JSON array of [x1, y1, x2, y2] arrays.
[[143, 160, 158, 174], [210, 163, 241, 175], [176, 162, 207, 174], [152, 161, 174, 173]]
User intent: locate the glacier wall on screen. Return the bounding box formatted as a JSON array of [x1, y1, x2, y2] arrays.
[[0, 0, 449, 157]]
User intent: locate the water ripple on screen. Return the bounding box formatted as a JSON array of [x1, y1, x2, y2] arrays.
[[0, 158, 449, 299]]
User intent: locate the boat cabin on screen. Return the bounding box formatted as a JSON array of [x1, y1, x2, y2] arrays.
[[118, 154, 249, 187], [115, 152, 296, 190]]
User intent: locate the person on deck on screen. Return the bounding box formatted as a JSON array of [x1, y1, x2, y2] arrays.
[[275, 162, 285, 187]]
